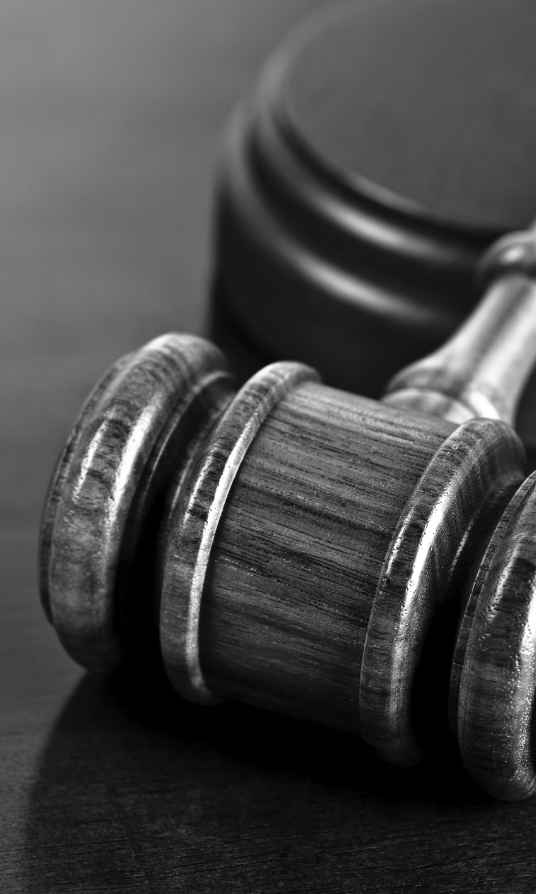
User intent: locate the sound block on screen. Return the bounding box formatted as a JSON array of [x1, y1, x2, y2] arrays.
[[210, 0, 536, 456]]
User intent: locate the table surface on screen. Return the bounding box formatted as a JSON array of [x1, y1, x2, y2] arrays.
[[2, 2, 536, 891]]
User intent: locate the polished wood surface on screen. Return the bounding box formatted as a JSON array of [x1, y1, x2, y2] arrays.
[[452, 472, 536, 801], [384, 228, 536, 425], [187, 379, 454, 729], [4, 1, 536, 891], [38, 260, 534, 800], [39, 217, 536, 801]]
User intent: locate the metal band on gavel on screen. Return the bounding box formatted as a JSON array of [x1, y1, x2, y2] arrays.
[[40, 222, 536, 801]]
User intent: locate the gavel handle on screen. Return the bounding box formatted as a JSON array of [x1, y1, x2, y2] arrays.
[[383, 226, 536, 425]]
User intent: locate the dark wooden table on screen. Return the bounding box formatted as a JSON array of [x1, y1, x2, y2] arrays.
[[2, 2, 536, 890]]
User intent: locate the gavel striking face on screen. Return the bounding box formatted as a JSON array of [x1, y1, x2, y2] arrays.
[[40, 226, 536, 802]]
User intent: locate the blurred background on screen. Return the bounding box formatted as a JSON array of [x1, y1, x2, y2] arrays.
[[0, 0, 322, 531]]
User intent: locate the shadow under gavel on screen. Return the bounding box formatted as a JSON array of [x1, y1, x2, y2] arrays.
[[40, 224, 536, 803]]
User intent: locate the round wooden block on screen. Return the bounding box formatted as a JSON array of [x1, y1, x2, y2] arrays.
[[210, 0, 536, 452]]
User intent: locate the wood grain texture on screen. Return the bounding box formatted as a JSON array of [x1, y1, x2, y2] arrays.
[[383, 218, 536, 797], [450, 474, 536, 729], [454, 472, 536, 800], [7, 0, 536, 889], [40, 334, 233, 671], [197, 383, 453, 733], [38, 323, 531, 795], [160, 360, 317, 705], [359, 418, 525, 765]]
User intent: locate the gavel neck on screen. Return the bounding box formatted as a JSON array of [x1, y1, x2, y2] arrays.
[[382, 387, 488, 425], [383, 273, 536, 426]]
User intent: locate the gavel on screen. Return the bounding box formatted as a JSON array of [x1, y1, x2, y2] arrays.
[[40, 221, 536, 802]]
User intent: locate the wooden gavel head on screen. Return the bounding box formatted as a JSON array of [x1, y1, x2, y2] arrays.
[[40, 228, 536, 802]]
